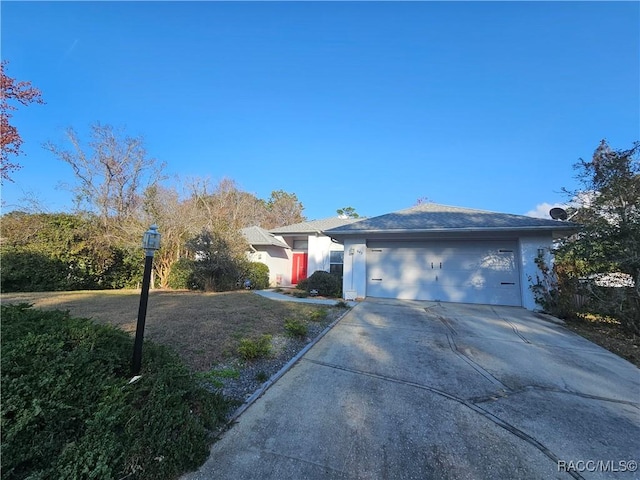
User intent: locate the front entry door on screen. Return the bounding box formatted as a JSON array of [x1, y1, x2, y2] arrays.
[[292, 253, 308, 285]]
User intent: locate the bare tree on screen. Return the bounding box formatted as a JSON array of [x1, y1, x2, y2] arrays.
[[188, 177, 269, 230], [152, 178, 307, 288], [141, 184, 206, 287], [209, 178, 265, 231], [44, 123, 165, 227]]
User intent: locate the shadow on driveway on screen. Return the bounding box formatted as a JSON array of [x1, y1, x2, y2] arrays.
[[183, 299, 640, 480]]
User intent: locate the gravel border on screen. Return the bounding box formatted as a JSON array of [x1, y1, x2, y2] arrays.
[[204, 306, 351, 421]]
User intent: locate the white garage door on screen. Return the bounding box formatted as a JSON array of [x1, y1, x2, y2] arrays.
[[366, 240, 521, 306]]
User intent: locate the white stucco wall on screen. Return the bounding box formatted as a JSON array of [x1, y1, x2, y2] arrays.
[[248, 245, 292, 287], [518, 234, 554, 310], [307, 235, 332, 273], [307, 235, 345, 275], [342, 238, 367, 300]]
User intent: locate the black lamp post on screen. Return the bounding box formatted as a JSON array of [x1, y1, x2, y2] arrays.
[[132, 224, 161, 376]]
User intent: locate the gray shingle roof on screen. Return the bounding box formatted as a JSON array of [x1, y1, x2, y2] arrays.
[[324, 203, 580, 235], [241, 226, 289, 248], [270, 217, 362, 235]]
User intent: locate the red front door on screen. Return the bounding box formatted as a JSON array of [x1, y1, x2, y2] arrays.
[[292, 253, 308, 285]]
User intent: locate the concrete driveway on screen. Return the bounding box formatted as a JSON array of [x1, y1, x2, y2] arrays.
[[184, 299, 640, 480]]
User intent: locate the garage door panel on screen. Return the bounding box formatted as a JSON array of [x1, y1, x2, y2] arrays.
[[368, 277, 519, 305], [366, 241, 521, 306]]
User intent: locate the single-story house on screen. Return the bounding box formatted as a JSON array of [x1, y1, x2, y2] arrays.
[[242, 218, 361, 287], [241, 226, 291, 287], [324, 203, 579, 310]]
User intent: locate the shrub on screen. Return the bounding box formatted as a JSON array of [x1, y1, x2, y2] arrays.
[[0, 213, 145, 292], [292, 290, 309, 298], [98, 246, 145, 289], [296, 278, 309, 291], [167, 258, 201, 290], [300, 271, 342, 297], [0, 304, 231, 480], [186, 230, 246, 292], [284, 318, 308, 338], [0, 250, 70, 292], [529, 251, 584, 319], [586, 285, 640, 335], [237, 335, 272, 360], [244, 262, 270, 290], [309, 308, 328, 321]]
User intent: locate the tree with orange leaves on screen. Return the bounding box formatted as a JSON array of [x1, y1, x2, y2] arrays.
[[1, 61, 45, 182]]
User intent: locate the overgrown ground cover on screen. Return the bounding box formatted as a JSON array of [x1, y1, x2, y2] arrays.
[[0, 290, 344, 479], [1, 303, 231, 480]]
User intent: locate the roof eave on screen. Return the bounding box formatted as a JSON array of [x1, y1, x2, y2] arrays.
[[324, 225, 581, 236], [250, 241, 290, 248], [271, 230, 325, 236]]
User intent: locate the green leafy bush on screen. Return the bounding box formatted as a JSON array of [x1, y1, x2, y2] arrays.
[[167, 258, 202, 290], [186, 230, 245, 292], [244, 262, 270, 290], [284, 318, 308, 338], [299, 271, 342, 297], [309, 308, 328, 321], [586, 285, 640, 335], [529, 251, 584, 319], [1, 304, 230, 480], [0, 250, 70, 292], [101, 247, 145, 289], [237, 335, 272, 360], [0, 213, 144, 292]]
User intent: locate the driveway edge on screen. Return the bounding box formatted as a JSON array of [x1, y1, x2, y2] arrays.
[[225, 304, 356, 424]]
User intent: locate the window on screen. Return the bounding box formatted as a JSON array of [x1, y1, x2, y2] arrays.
[[329, 251, 344, 276], [293, 240, 308, 250]]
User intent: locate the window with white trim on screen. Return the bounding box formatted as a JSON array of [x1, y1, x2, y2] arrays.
[[329, 251, 344, 276]]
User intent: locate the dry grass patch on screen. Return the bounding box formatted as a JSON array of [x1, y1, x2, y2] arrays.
[[565, 313, 640, 368], [1, 289, 336, 371]]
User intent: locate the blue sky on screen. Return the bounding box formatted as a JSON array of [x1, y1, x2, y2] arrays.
[[2, 1, 638, 221]]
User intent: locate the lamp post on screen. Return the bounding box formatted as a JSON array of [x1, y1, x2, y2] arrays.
[[132, 224, 161, 376]]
